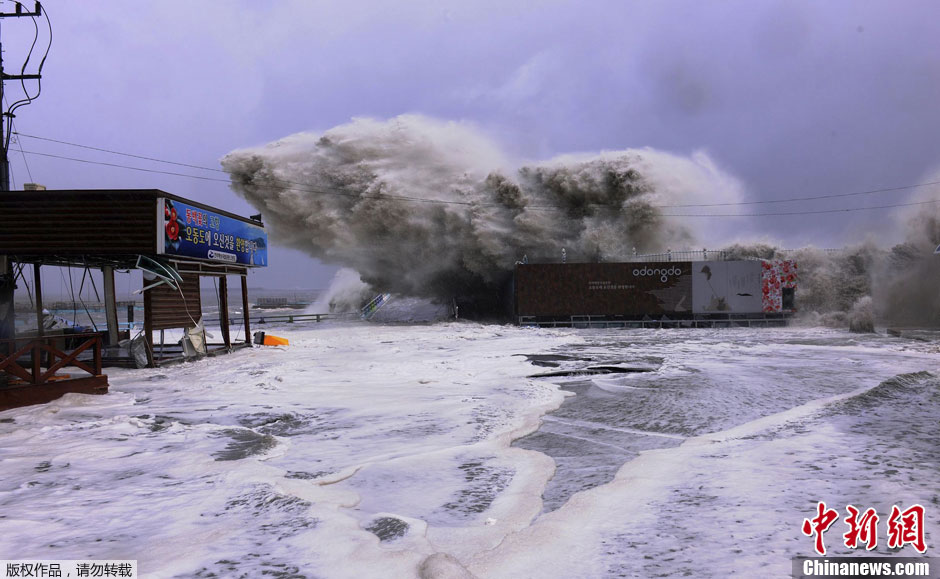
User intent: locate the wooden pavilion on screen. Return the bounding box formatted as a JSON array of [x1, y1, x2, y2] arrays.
[[0, 189, 267, 410]]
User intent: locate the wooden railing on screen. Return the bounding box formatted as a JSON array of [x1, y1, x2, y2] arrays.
[[0, 333, 103, 385]]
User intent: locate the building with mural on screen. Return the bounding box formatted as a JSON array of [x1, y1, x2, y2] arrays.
[[514, 258, 797, 327]]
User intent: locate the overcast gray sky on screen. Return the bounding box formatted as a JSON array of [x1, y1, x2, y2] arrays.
[[3, 0, 939, 288]]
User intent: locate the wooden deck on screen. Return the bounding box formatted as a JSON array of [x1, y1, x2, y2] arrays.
[[0, 333, 109, 412], [0, 375, 108, 411]]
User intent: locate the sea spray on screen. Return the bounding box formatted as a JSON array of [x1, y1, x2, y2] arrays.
[[724, 242, 940, 328], [305, 268, 372, 314], [224, 115, 940, 326], [847, 296, 875, 333], [223, 115, 744, 314]]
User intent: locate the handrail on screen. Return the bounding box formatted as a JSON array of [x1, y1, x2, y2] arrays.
[[11, 311, 360, 344], [249, 312, 359, 324], [0, 333, 103, 385], [622, 247, 845, 262]]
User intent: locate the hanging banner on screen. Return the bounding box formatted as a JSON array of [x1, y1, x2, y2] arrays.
[[157, 197, 267, 266]]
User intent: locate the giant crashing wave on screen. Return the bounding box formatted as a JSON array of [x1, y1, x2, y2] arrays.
[[221, 114, 744, 317], [222, 115, 940, 326]]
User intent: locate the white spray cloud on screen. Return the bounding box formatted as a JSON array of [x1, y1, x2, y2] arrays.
[[306, 268, 372, 314], [222, 115, 746, 310]]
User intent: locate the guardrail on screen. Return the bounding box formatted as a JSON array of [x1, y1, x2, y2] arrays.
[[197, 312, 361, 327], [252, 312, 358, 324], [12, 311, 361, 342], [624, 248, 845, 262], [626, 250, 730, 262]]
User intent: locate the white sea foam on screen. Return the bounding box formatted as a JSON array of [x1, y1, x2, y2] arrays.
[[0, 324, 937, 577]]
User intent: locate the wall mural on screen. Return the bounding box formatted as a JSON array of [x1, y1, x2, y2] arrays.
[[762, 260, 798, 312]]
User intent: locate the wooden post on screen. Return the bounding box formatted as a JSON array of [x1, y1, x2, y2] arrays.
[[0, 256, 14, 356], [102, 266, 119, 346], [93, 334, 102, 375], [33, 264, 52, 368], [32, 341, 41, 383], [143, 278, 155, 367], [33, 264, 43, 339], [219, 276, 231, 348], [241, 274, 251, 345]]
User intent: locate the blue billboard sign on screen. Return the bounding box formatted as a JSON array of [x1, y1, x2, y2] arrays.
[[158, 197, 267, 266]]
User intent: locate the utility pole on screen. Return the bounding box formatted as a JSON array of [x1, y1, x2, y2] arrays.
[[0, 1, 44, 352], [0, 1, 43, 191]]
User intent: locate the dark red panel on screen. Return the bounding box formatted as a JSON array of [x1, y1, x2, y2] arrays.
[[515, 262, 693, 317]]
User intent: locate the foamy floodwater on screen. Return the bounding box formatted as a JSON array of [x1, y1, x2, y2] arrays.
[[0, 323, 937, 577]]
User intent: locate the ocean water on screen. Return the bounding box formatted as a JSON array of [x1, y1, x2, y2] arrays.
[[0, 323, 937, 578]]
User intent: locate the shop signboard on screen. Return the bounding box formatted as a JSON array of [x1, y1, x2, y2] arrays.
[[157, 197, 267, 267]]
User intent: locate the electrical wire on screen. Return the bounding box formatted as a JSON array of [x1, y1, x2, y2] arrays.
[[175, 275, 201, 330], [18, 149, 241, 183], [11, 11, 38, 110], [0, 2, 51, 190], [15, 132, 227, 173], [6, 2, 51, 117], [1, 96, 19, 188], [59, 266, 76, 325], [17, 147, 940, 217], [661, 198, 940, 218], [15, 148, 486, 207], [38, 3, 52, 91], [76, 265, 99, 331], [10, 119, 33, 182], [12, 113, 940, 217], [86, 261, 101, 302], [657, 180, 940, 208], [13, 131, 940, 211], [13, 263, 32, 308]]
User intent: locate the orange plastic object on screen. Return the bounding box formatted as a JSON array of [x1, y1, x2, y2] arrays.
[[262, 334, 289, 346]]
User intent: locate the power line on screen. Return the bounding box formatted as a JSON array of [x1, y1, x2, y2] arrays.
[[0, 0, 50, 191], [11, 121, 32, 182], [4, 96, 34, 183], [20, 149, 233, 183], [657, 180, 940, 208], [662, 198, 940, 217], [21, 147, 940, 218], [20, 130, 940, 211], [17, 148, 482, 206], [15, 131, 227, 174], [16, 131, 940, 210], [6, 2, 52, 116], [19, 140, 501, 210], [14, 135, 940, 218]]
